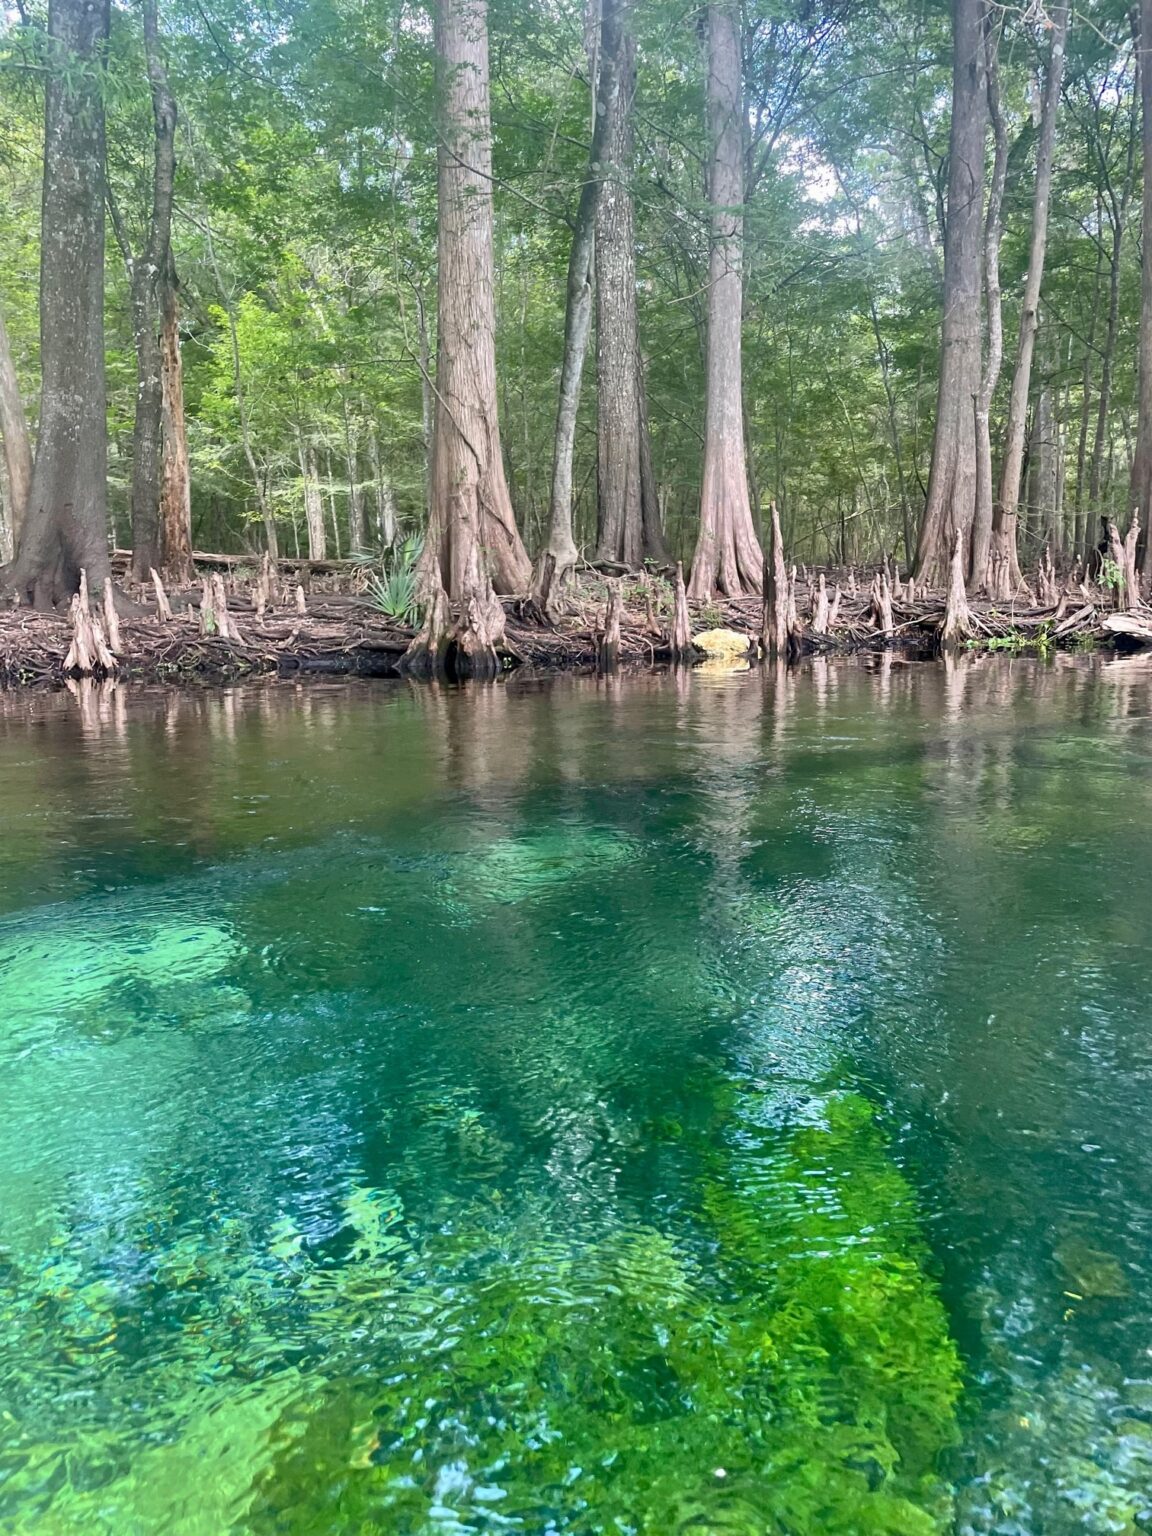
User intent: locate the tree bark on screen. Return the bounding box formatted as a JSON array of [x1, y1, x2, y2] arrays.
[[324, 448, 342, 558], [689, 0, 763, 598], [1073, 212, 1104, 558], [969, 12, 1007, 592], [1090, 34, 1139, 511], [300, 438, 327, 560], [913, 0, 987, 586], [637, 349, 667, 562], [158, 260, 193, 582], [368, 418, 397, 546], [5, 0, 111, 608], [1132, 0, 1152, 586], [419, 0, 530, 612], [115, 0, 176, 583], [594, 0, 656, 567], [0, 300, 32, 550], [205, 223, 279, 561], [762, 500, 789, 655], [990, 3, 1068, 599], [534, 2, 605, 602], [342, 396, 366, 552], [408, 0, 524, 678]]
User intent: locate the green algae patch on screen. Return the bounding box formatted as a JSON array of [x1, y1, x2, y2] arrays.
[[253, 1089, 962, 1535]]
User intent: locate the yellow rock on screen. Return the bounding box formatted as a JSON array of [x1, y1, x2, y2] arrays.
[[691, 627, 752, 659]]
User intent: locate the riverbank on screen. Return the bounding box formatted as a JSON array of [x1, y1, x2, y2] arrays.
[[0, 563, 1146, 686]]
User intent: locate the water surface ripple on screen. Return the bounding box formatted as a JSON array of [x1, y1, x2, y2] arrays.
[[0, 658, 1150, 1534]]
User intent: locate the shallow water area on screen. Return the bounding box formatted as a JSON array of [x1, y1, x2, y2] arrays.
[[0, 656, 1151, 1535]]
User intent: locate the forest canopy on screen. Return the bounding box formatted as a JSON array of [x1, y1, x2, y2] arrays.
[[0, 0, 1149, 625]]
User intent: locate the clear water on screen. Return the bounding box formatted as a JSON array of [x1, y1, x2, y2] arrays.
[[1, 657, 1151, 1535]]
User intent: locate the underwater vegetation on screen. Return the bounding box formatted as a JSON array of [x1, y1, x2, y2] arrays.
[[0, 1081, 962, 1535], [259, 1089, 963, 1536]]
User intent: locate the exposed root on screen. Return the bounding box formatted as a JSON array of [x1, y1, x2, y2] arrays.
[[63, 571, 117, 676], [670, 561, 694, 661], [812, 572, 830, 635], [150, 568, 173, 622], [596, 581, 623, 672], [401, 571, 452, 679], [762, 501, 790, 657], [941, 528, 974, 649]]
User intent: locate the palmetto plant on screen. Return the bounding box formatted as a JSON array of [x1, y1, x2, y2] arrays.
[[366, 534, 423, 626]]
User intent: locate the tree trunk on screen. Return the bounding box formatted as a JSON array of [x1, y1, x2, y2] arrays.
[[594, 0, 655, 567], [637, 351, 667, 563], [324, 449, 342, 558], [689, 0, 763, 598], [969, 12, 1007, 592], [158, 261, 193, 582], [205, 222, 278, 561], [0, 467, 10, 566], [5, 0, 111, 607], [418, 0, 530, 613], [913, 0, 987, 586], [1073, 216, 1104, 558], [118, 0, 176, 583], [368, 418, 397, 547], [990, 3, 1068, 599], [300, 439, 327, 560], [534, 2, 605, 601], [342, 397, 366, 552], [1090, 36, 1138, 512], [1034, 376, 1058, 550], [408, 0, 523, 678], [1132, 0, 1152, 586], [0, 300, 32, 549]]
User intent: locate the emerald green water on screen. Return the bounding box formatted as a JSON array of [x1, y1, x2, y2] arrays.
[[1, 657, 1151, 1535]]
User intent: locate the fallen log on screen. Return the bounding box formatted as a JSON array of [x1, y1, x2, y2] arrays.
[[1101, 612, 1152, 645]]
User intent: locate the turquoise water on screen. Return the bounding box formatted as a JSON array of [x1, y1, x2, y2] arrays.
[[1, 657, 1151, 1534]]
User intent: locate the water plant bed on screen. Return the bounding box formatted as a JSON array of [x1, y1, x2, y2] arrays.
[[0, 567, 1139, 687]]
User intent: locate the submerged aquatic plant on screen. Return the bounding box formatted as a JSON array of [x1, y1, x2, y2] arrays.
[[0, 1085, 963, 1535], [252, 1088, 963, 1536]]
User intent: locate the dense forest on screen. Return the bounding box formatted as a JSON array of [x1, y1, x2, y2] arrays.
[[1, 0, 1151, 653]]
